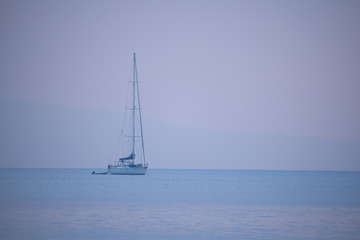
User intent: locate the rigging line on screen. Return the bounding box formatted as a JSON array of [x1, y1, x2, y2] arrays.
[[109, 135, 119, 163], [132, 53, 136, 162], [114, 55, 134, 163], [108, 128, 123, 164], [135, 54, 146, 165], [121, 56, 134, 132], [118, 56, 133, 150], [109, 59, 133, 165]]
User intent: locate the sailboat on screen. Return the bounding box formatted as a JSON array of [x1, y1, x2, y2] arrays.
[[107, 53, 148, 175]]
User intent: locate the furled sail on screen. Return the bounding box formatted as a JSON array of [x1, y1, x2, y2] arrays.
[[119, 152, 135, 161]]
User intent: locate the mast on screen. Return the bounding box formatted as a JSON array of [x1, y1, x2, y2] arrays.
[[135, 55, 146, 165], [132, 53, 136, 163]]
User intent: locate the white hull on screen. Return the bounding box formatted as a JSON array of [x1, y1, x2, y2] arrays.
[[108, 166, 147, 175]]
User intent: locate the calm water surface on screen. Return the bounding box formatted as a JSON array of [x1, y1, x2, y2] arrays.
[[0, 169, 359, 240]]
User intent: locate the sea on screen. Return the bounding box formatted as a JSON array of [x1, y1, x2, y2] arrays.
[[0, 169, 359, 240]]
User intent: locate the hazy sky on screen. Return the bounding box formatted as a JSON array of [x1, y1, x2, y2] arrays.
[[1, 0, 360, 169]]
